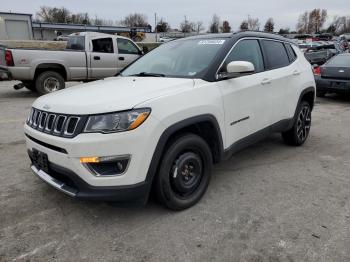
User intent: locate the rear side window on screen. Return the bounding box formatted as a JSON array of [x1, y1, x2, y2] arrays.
[[66, 36, 85, 50], [285, 43, 297, 62], [92, 38, 114, 53], [261, 40, 290, 70], [224, 39, 264, 73]]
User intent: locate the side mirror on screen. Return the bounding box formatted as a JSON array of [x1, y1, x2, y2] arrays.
[[227, 61, 255, 74], [218, 61, 255, 80]]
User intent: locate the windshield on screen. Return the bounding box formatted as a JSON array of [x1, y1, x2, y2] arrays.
[[121, 38, 227, 78]]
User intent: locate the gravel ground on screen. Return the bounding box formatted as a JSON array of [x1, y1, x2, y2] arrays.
[[0, 81, 350, 262]]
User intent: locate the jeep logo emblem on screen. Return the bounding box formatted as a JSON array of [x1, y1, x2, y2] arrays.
[[43, 104, 51, 110]]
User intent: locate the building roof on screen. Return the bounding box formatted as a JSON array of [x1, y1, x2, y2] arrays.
[[32, 22, 149, 33], [0, 12, 32, 16]]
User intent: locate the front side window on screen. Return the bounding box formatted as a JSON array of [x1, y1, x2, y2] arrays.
[[223, 39, 264, 73], [117, 38, 140, 55], [92, 38, 114, 53], [261, 40, 290, 69], [121, 38, 226, 78]]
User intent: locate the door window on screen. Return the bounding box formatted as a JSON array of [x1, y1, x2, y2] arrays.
[[117, 38, 140, 55], [92, 38, 114, 53], [284, 43, 297, 63], [223, 39, 264, 73], [261, 40, 290, 69]]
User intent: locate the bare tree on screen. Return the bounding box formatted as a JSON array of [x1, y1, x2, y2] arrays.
[[180, 18, 195, 33], [221, 20, 231, 33], [247, 16, 260, 31], [209, 14, 220, 33], [240, 21, 249, 30], [156, 18, 170, 32], [36, 6, 71, 23], [264, 18, 274, 32], [296, 9, 327, 34], [309, 9, 327, 33], [121, 13, 148, 27], [195, 21, 205, 34], [239, 16, 259, 31], [296, 11, 309, 33], [330, 16, 350, 34]]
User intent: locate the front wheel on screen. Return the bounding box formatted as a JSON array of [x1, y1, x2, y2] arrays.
[[35, 71, 65, 95], [282, 101, 312, 146], [154, 134, 212, 210]]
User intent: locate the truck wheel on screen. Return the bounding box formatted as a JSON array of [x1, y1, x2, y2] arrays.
[[155, 134, 212, 210], [35, 71, 65, 95], [282, 101, 312, 146], [22, 81, 37, 92]]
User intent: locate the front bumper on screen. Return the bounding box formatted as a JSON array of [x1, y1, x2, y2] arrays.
[[315, 76, 350, 93], [29, 154, 149, 203], [0, 67, 11, 81]]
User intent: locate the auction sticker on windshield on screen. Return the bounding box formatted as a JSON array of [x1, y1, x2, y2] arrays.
[[198, 40, 226, 45]]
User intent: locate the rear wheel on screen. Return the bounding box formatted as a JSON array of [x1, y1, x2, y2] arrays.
[[35, 71, 65, 95], [282, 101, 312, 146], [155, 134, 212, 210]]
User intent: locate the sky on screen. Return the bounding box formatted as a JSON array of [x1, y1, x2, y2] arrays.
[[1, 0, 349, 31]]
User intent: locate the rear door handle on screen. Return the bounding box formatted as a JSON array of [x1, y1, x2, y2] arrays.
[[261, 78, 271, 85], [293, 70, 301, 76], [118, 56, 125, 61], [94, 56, 100, 60]]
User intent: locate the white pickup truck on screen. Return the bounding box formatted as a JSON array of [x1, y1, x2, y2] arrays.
[[0, 32, 143, 95]]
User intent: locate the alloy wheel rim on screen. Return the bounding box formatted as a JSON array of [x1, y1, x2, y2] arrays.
[[43, 77, 60, 92], [297, 105, 311, 141]]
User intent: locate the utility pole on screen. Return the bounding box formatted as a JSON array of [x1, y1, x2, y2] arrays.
[[155, 13, 158, 42]]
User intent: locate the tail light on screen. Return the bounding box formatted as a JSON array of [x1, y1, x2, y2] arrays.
[[5, 50, 14, 66], [313, 66, 321, 76]]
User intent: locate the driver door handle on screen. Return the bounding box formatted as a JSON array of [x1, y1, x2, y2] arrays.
[[119, 56, 125, 61], [94, 56, 101, 60], [261, 78, 271, 85], [293, 70, 301, 76]]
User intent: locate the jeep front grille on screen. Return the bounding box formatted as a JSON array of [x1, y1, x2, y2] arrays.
[[26, 108, 86, 138]]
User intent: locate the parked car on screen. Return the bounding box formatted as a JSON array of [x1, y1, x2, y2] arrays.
[[25, 32, 315, 210], [159, 36, 174, 43], [304, 44, 337, 66], [298, 42, 322, 52], [54, 35, 69, 41], [0, 32, 143, 95], [314, 53, 350, 97]]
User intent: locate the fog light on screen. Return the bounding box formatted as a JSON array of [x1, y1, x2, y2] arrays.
[[81, 155, 130, 176]]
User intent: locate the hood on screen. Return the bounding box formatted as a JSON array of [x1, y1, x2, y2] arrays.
[[33, 77, 194, 114]]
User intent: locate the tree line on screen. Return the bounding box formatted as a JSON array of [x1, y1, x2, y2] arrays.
[[35, 6, 350, 35]]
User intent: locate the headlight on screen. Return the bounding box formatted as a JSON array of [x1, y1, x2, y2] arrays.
[[84, 108, 151, 133]]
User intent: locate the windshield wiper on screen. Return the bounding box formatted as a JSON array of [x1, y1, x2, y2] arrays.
[[130, 72, 165, 77]]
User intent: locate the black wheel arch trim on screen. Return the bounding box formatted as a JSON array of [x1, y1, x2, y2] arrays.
[[145, 114, 224, 185], [289, 86, 315, 129]]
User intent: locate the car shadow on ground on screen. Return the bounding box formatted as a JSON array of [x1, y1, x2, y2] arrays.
[[318, 93, 350, 104]]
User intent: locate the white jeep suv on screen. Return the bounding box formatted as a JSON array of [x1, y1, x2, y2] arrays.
[[25, 32, 316, 210]]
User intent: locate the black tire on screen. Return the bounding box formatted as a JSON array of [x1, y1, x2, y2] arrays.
[[22, 81, 37, 92], [35, 71, 65, 95], [282, 101, 312, 146], [155, 134, 213, 210], [316, 91, 326, 97]]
